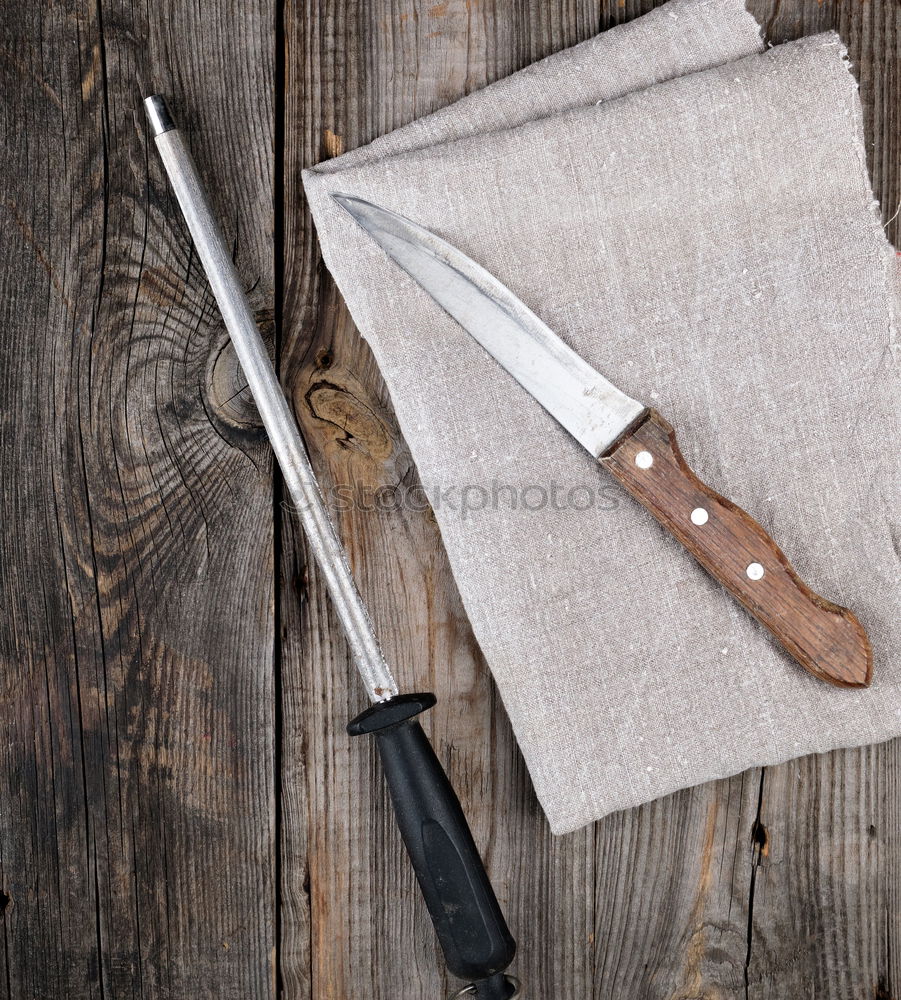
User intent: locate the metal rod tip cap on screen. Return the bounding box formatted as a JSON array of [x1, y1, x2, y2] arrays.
[[144, 95, 175, 137]]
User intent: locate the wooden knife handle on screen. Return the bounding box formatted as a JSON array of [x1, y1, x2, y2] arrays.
[[600, 410, 872, 688]]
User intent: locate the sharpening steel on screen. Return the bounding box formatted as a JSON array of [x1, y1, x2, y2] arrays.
[[145, 95, 518, 1000]]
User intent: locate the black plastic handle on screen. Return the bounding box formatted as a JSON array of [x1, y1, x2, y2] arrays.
[[348, 693, 517, 998]]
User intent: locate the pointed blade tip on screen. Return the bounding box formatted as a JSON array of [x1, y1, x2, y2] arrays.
[[327, 195, 645, 456], [332, 192, 372, 216]]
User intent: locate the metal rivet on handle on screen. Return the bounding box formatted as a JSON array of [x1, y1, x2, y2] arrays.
[[690, 507, 709, 526], [746, 562, 765, 581], [635, 450, 654, 469]]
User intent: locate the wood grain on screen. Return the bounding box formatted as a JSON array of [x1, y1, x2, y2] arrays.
[[0, 1, 276, 997], [0, 1, 897, 999], [601, 410, 873, 688]]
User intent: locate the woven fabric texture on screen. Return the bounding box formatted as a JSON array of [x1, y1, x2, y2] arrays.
[[303, 0, 900, 834]]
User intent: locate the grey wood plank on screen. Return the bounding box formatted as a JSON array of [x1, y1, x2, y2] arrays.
[[280, 5, 543, 995], [282, 1, 899, 999], [280, 2, 731, 998], [0, 2, 276, 997], [741, 6, 900, 1000]]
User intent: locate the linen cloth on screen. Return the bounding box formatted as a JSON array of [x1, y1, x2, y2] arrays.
[[303, 0, 901, 834]]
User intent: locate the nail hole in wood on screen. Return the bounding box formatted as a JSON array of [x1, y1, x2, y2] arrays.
[[751, 819, 769, 857]]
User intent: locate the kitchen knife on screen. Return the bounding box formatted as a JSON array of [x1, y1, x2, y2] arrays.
[[145, 97, 518, 1000], [334, 194, 873, 689]]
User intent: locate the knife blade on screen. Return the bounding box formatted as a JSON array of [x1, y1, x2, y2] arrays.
[[334, 193, 872, 689]]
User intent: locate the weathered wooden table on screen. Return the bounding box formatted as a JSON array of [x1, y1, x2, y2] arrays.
[[1, 1, 898, 997]]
